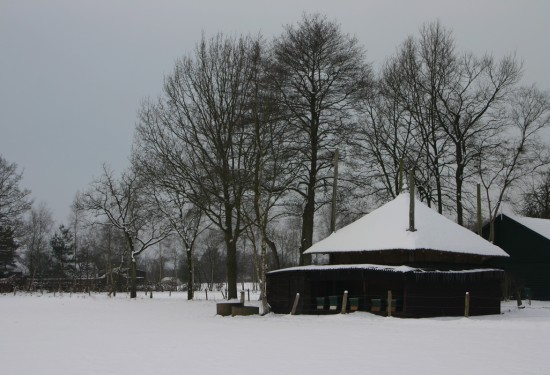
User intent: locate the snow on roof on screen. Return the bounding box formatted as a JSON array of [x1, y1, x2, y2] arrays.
[[268, 264, 417, 274], [305, 193, 508, 257], [268, 264, 503, 275], [498, 207, 550, 241]]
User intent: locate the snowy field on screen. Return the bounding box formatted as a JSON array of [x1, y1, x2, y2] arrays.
[[1, 291, 549, 375]]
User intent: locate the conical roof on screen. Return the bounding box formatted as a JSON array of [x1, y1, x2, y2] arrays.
[[305, 194, 508, 257]]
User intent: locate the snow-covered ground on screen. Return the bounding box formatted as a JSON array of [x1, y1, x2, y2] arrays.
[[1, 291, 549, 375]]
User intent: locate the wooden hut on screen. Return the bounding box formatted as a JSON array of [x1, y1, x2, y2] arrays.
[[484, 212, 550, 300], [267, 194, 508, 317]]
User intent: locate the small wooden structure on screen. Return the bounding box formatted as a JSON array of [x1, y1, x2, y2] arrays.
[[231, 305, 260, 316], [267, 194, 508, 317], [216, 300, 259, 317], [268, 265, 503, 317], [216, 301, 244, 316]]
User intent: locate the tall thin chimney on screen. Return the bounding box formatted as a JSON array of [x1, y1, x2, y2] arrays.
[[330, 149, 339, 233], [409, 169, 416, 232], [477, 183, 482, 236], [398, 159, 404, 194]]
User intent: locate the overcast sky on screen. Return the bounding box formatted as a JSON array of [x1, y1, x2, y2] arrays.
[[1, 0, 549, 224]]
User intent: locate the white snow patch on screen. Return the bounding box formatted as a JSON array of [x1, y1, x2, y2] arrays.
[[268, 264, 417, 274], [268, 264, 503, 275]]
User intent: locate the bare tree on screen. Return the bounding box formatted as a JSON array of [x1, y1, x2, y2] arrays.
[[268, 13, 373, 264], [479, 85, 550, 241], [82, 164, 170, 298], [0, 156, 32, 275], [135, 33, 262, 299], [0, 155, 32, 240], [360, 21, 522, 224], [242, 49, 304, 311], [94, 222, 126, 293], [0, 226, 19, 277], [411, 23, 455, 211], [196, 229, 225, 291], [133, 133, 209, 299], [148, 183, 206, 299], [357, 75, 419, 203], [73, 223, 103, 284], [433, 45, 522, 224], [270, 218, 301, 268], [521, 170, 550, 219], [69, 192, 84, 283], [21, 203, 54, 288]]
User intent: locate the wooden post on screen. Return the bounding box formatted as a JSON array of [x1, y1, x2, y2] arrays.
[[516, 290, 523, 308], [387, 290, 393, 317], [205, 288, 208, 300], [477, 183, 482, 236], [465, 292, 470, 317], [330, 149, 339, 234], [240, 290, 245, 305], [150, 290, 153, 299], [409, 170, 416, 232], [341, 290, 349, 314], [247, 289, 250, 302], [291, 293, 300, 315]]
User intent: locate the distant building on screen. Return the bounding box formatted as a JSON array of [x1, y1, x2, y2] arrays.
[[484, 212, 550, 300], [267, 194, 508, 317]]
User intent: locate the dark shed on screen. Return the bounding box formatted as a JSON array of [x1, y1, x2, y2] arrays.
[[484, 213, 550, 300], [267, 194, 508, 317], [267, 265, 503, 317]]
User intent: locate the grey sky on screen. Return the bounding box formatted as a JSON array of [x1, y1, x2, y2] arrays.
[[1, 0, 549, 224]]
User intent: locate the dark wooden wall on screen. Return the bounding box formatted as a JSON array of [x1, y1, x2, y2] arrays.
[[486, 215, 550, 300], [404, 271, 503, 317], [329, 250, 490, 268], [267, 268, 503, 317]]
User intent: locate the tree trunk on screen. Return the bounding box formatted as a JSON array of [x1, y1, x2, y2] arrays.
[[186, 248, 193, 300], [436, 175, 443, 214], [477, 183, 483, 236], [300, 196, 314, 266], [266, 237, 280, 270], [130, 254, 137, 298], [126, 231, 138, 298], [330, 149, 339, 233], [226, 232, 238, 299], [456, 172, 464, 226], [260, 232, 269, 315], [455, 143, 465, 226], [300, 166, 317, 265]]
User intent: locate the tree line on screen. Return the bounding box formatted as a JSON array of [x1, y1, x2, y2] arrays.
[[0, 180, 266, 295], [2, 15, 550, 307]]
